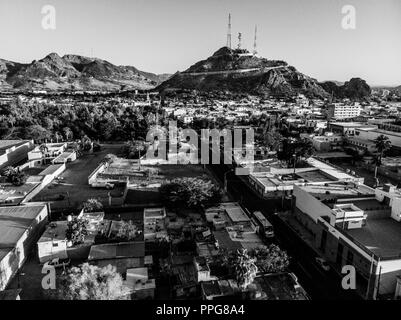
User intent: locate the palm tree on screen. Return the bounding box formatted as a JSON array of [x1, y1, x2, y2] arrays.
[[63, 127, 73, 141], [82, 198, 103, 213], [223, 249, 258, 290], [54, 131, 62, 143], [39, 144, 49, 164], [374, 134, 392, 179]]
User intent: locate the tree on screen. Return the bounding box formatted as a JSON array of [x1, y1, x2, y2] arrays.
[[81, 135, 92, 151], [249, 245, 290, 273], [160, 177, 222, 208], [264, 128, 283, 152], [222, 249, 258, 290], [54, 131, 62, 143], [123, 140, 146, 159], [1, 166, 26, 185], [278, 138, 314, 166], [373, 134, 392, 181], [11, 172, 27, 186], [65, 216, 88, 245], [56, 263, 130, 300], [25, 124, 51, 142], [374, 134, 391, 167], [63, 127, 73, 141], [82, 198, 103, 213], [1, 166, 17, 178]]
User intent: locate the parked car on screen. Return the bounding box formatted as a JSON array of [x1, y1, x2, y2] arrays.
[[45, 258, 71, 268], [91, 182, 115, 189], [315, 257, 330, 271]]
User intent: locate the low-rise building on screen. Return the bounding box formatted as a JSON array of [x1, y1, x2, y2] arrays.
[[0, 204, 49, 290], [0, 140, 34, 170], [28, 143, 67, 165]]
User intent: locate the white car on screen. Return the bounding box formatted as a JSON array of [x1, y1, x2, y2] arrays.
[[45, 258, 71, 268], [315, 257, 330, 271]]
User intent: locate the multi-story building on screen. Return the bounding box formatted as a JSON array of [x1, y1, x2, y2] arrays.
[[292, 182, 401, 299], [326, 103, 361, 120]]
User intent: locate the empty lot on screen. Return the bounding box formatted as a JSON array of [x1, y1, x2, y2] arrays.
[[32, 144, 125, 210]]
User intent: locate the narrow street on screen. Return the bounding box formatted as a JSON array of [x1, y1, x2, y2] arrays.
[[208, 164, 361, 300]]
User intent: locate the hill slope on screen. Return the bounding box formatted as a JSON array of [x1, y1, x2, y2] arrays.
[[0, 53, 170, 92], [158, 47, 370, 99]]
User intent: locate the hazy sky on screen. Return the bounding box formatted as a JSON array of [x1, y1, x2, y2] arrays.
[[0, 0, 400, 86]]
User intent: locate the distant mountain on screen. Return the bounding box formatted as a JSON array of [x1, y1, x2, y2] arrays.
[[0, 53, 171, 92], [320, 78, 371, 99], [158, 47, 371, 99]]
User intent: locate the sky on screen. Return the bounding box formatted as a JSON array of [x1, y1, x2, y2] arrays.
[[0, 0, 400, 86]]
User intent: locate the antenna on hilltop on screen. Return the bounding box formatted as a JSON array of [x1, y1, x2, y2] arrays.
[[237, 32, 242, 50], [226, 14, 232, 49], [253, 25, 257, 55]]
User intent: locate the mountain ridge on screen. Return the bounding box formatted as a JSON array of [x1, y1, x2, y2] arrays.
[[0, 53, 171, 92]]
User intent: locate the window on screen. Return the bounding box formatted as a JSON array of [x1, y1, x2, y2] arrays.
[[52, 242, 59, 247]]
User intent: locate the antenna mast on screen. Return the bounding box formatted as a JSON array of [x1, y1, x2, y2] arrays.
[[253, 25, 257, 55], [226, 14, 232, 49]]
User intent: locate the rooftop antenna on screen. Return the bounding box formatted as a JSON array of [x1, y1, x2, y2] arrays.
[[226, 14, 232, 49], [253, 25, 257, 55], [237, 32, 242, 50]]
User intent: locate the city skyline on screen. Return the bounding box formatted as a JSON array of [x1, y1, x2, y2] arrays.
[[0, 0, 400, 86]]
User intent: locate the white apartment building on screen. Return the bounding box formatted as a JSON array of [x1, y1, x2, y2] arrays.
[[327, 103, 361, 120]]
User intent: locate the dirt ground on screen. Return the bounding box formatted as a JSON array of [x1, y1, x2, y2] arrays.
[[32, 144, 125, 210]]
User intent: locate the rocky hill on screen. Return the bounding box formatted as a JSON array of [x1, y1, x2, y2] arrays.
[[0, 53, 170, 92], [157, 47, 370, 99], [320, 78, 371, 99]]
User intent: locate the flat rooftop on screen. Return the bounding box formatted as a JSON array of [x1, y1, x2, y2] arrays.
[[0, 140, 29, 153], [296, 169, 337, 183], [306, 158, 359, 181], [88, 241, 145, 261], [300, 183, 375, 199], [346, 218, 401, 259], [0, 183, 40, 202], [329, 122, 365, 127]]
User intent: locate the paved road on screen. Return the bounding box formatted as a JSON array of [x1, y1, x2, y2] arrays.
[[182, 65, 288, 76], [208, 164, 361, 300]]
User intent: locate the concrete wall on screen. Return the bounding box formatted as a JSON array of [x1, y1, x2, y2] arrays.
[[377, 258, 401, 296], [37, 240, 68, 263], [293, 185, 334, 223]]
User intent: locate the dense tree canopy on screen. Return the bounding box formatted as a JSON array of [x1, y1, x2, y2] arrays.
[[0, 101, 161, 142], [221, 249, 258, 290], [57, 263, 129, 300], [160, 177, 222, 208], [249, 245, 290, 273], [82, 198, 103, 213], [65, 216, 88, 245]]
